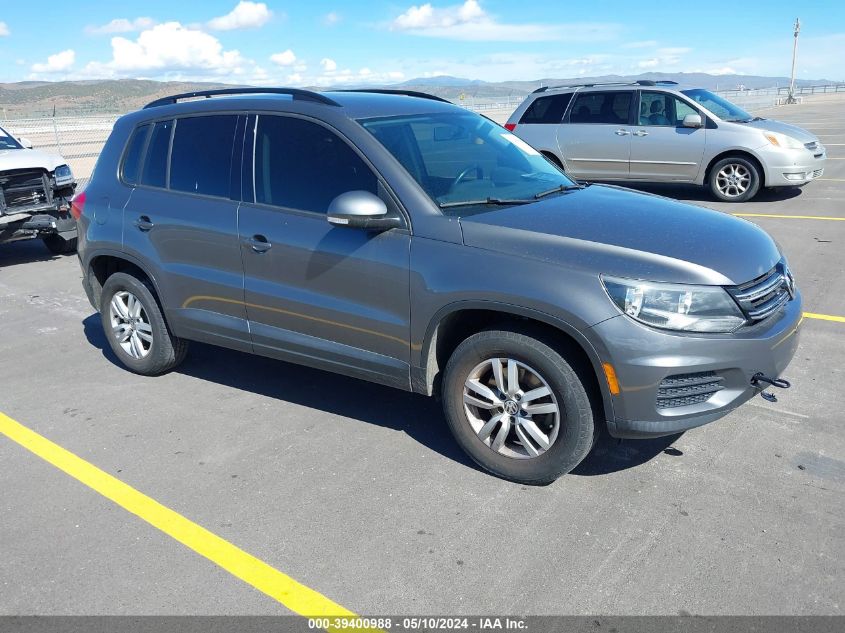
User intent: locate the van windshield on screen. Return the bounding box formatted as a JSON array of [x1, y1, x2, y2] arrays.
[[359, 112, 576, 215], [0, 126, 23, 150], [680, 88, 754, 123]]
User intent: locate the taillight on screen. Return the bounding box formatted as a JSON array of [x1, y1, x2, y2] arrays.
[[504, 123, 517, 132], [70, 191, 86, 220]]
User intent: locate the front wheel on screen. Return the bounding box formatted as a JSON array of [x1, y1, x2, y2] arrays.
[[442, 329, 596, 485], [42, 233, 77, 254], [708, 156, 761, 202]]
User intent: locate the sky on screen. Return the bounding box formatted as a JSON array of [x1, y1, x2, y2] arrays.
[[0, 1, 843, 85]]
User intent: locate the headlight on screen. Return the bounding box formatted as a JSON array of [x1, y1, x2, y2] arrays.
[[54, 164, 74, 183], [601, 276, 746, 333], [763, 131, 805, 150]]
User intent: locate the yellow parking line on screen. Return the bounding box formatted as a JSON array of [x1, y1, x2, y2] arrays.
[[0, 412, 360, 630], [804, 312, 845, 323], [732, 213, 845, 220]]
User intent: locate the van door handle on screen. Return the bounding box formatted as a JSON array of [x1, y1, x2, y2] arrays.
[[615, 129, 630, 136], [134, 215, 154, 231], [632, 130, 649, 137], [245, 234, 272, 253]]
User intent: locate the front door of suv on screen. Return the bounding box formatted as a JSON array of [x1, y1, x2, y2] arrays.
[[121, 114, 251, 351], [238, 114, 412, 388], [628, 91, 707, 182], [556, 90, 634, 180]]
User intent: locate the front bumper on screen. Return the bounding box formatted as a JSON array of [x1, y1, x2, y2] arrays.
[[759, 145, 826, 187], [588, 290, 802, 438]]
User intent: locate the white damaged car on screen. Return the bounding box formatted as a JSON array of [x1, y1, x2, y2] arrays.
[[1, 125, 77, 253]]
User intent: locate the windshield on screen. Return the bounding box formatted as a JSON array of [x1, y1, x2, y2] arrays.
[[0, 126, 23, 150], [359, 111, 575, 215], [680, 88, 754, 123]]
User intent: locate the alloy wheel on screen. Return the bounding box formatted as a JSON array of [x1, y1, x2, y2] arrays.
[[109, 291, 153, 359]]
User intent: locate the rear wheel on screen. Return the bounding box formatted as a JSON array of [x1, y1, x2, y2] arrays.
[[100, 272, 188, 375], [708, 156, 761, 202], [42, 233, 77, 254], [442, 329, 596, 485]]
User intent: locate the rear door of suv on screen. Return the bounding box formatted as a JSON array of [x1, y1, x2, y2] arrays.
[[557, 90, 635, 180], [120, 113, 251, 351], [237, 113, 412, 388]]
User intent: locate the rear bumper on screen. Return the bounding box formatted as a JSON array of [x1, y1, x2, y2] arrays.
[[588, 291, 803, 439]]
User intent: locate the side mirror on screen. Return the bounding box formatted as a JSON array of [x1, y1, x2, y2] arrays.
[[682, 114, 702, 129], [327, 190, 402, 231], [18, 137, 34, 149]]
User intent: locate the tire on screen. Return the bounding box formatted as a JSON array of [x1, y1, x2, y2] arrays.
[[100, 272, 188, 375], [42, 233, 77, 254], [708, 156, 761, 202], [442, 329, 596, 485]]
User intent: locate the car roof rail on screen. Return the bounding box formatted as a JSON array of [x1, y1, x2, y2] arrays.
[[143, 87, 341, 109], [330, 88, 452, 104], [532, 79, 680, 94]]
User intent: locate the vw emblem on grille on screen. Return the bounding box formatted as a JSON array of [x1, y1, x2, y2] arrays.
[[783, 265, 796, 299]]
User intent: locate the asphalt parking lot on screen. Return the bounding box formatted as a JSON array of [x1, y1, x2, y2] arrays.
[[1, 95, 843, 618]]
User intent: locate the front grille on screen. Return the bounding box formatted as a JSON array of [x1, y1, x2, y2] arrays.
[[812, 168, 824, 178], [728, 264, 793, 322], [657, 371, 725, 409], [0, 169, 51, 214]]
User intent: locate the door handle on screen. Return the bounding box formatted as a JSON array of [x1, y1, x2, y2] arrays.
[[134, 215, 154, 231], [633, 130, 649, 137], [245, 234, 272, 253], [615, 129, 630, 136]]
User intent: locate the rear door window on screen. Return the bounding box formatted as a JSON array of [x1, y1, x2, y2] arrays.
[[568, 91, 632, 124], [140, 120, 173, 188], [170, 115, 239, 198], [519, 93, 573, 124]]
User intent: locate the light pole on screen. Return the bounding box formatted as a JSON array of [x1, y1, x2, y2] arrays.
[[787, 18, 801, 104]]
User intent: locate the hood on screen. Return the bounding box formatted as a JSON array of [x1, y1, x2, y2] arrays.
[[738, 118, 818, 144], [0, 148, 66, 173], [459, 185, 781, 286]]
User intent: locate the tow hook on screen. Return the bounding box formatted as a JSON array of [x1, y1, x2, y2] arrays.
[[751, 373, 791, 403]]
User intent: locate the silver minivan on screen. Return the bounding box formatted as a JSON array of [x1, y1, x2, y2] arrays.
[[505, 80, 826, 201]]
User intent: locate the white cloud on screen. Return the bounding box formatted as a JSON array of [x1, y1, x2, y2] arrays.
[[390, 0, 619, 42], [622, 40, 658, 49], [81, 22, 251, 80], [323, 11, 342, 26], [270, 49, 297, 66], [208, 1, 272, 31], [637, 58, 660, 69], [321, 58, 337, 72], [0, 21, 10, 36], [31, 49, 76, 73], [86, 17, 155, 35]]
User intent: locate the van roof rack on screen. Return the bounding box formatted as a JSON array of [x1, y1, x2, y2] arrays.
[[532, 79, 679, 93], [330, 88, 452, 104], [143, 87, 341, 109]]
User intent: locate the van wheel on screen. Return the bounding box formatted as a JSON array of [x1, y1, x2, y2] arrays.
[[442, 329, 596, 485], [100, 272, 188, 375], [708, 156, 761, 202], [42, 234, 77, 254]]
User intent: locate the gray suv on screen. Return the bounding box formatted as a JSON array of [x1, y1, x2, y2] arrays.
[[75, 88, 801, 484], [505, 80, 826, 202]]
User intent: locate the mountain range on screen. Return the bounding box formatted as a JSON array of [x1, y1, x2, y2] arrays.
[[0, 73, 836, 118]]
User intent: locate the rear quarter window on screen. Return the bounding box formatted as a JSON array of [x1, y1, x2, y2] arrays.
[[121, 124, 150, 185], [519, 93, 573, 125]]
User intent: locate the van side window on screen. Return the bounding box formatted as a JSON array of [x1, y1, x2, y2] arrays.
[[254, 116, 377, 213], [639, 92, 699, 127], [569, 92, 632, 124], [141, 120, 173, 188], [519, 94, 573, 125], [170, 115, 238, 198], [121, 124, 150, 185]]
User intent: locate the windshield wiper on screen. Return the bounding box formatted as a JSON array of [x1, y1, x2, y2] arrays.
[[438, 198, 533, 209], [534, 183, 584, 199]]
